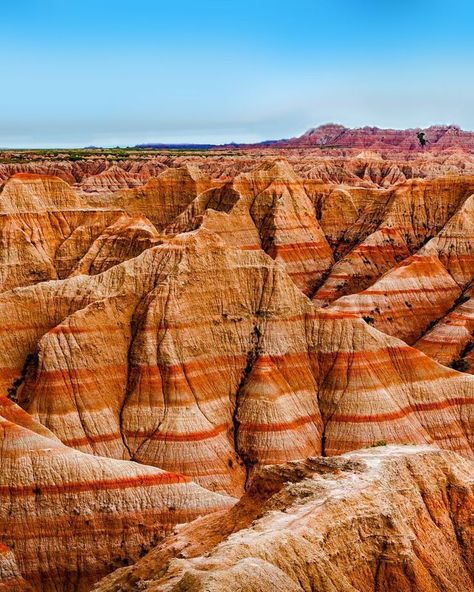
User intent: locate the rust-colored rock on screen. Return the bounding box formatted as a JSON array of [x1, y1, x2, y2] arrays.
[[249, 123, 474, 151], [1, 151, 474, 592], [0, 396, 233, 592]]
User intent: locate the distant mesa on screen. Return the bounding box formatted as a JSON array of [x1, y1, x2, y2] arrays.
[[135, 142, 218, 150], [235, 123, 472, 151], [131, 124, 474, 152]]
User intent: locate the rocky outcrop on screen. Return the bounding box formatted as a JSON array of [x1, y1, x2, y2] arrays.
[[0, 174, 86, 212], [0, 175, 162, 292], [3, 154, 474, 592], [415, 287, 474, 372], [0, 396, 233, 592], [165, 160, 334, 296], [93, 446, 474, 592], [81, 165, 142, 192], [232, 160, 334, 295], [329, 255, 462, 344], [1, 228, 473, 501], [253, 123, 474, 151], [0, 160, 167, 189], [0, 208, 162, 292], [114, 166, 211, 229], [313, 176, 474, 306]]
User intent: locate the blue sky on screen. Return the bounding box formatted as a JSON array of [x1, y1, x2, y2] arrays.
[[0, 0, 473, 147]]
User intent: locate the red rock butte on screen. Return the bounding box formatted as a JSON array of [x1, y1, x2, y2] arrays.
[[0, 136, 473, 592]]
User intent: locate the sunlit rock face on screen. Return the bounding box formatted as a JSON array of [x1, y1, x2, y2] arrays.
[[93, 447, 474, 592], [0, 397, 234, 592], [1, 149, 474, 591]]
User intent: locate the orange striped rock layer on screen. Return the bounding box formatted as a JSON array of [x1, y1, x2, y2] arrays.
[[0, 174, 162, 293], [0, 397, 233, 592], [0, 228, 472, 501], [2, 158, 474, 591]]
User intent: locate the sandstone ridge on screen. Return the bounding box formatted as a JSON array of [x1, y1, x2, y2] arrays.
[[93, 446, 474, 592]]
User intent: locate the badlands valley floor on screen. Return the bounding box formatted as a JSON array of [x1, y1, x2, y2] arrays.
[[0, 139, 474, 592]]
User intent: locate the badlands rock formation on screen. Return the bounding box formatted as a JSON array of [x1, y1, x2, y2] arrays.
[[0, 174, 162, 292], [113, 166, 211, 228], [249, 123, 474, 151], [2, 227, 473, 497], [0, 396, 233, 592], [1, 149, 474, 591], [94, 446, 474, 592]]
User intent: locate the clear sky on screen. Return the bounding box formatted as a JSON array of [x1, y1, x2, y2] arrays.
[[1, 0, 473, 147]]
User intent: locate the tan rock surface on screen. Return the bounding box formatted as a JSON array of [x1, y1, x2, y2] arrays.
[[114, 166, 211, 229], [0, 175, 162, 292], [0, 173, 86, 213], [93, 446, 474, 592], [0, 544, 31, 592]]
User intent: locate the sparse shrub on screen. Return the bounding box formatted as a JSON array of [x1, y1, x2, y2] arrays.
[[454, 293, 470, 307], [370, 440, 387, 447], [449, 357, 470, 372], [362, 315, 375, 325]]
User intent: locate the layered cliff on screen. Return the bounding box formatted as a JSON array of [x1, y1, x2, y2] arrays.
[[252, 123, 474, 151], [0, 396, 233, 592], [1, 227, 473, 502], [113, 166, 211, 228], [2, 154, 474, 591], [0, 173, 164, 292]]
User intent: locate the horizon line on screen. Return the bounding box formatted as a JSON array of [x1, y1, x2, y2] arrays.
[[0, 121, 468, 150]]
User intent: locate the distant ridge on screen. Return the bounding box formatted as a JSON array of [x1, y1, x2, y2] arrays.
[[134, 124, 474, 151], [255, 123, 474, 151], [135, 143, 222, 150]]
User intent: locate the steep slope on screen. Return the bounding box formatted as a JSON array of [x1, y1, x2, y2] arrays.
[[94, 446, 474, 592], [68, 213, 161, 276], [0, 173, 86, 212], [165, 183, 241, 235], [233, 160, 334, 295], [114, 166, 211, 229], [314, 176, 474, 306], [0, 397, 233, 592], [415, 287, 474, 371], [329, 255, 462, 344], [0, 174, 161, 292], [165, 160, 335, 296], [0, 160, 168, 191], [1, 229, 473, 500], [418, 192, 474, 287]]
